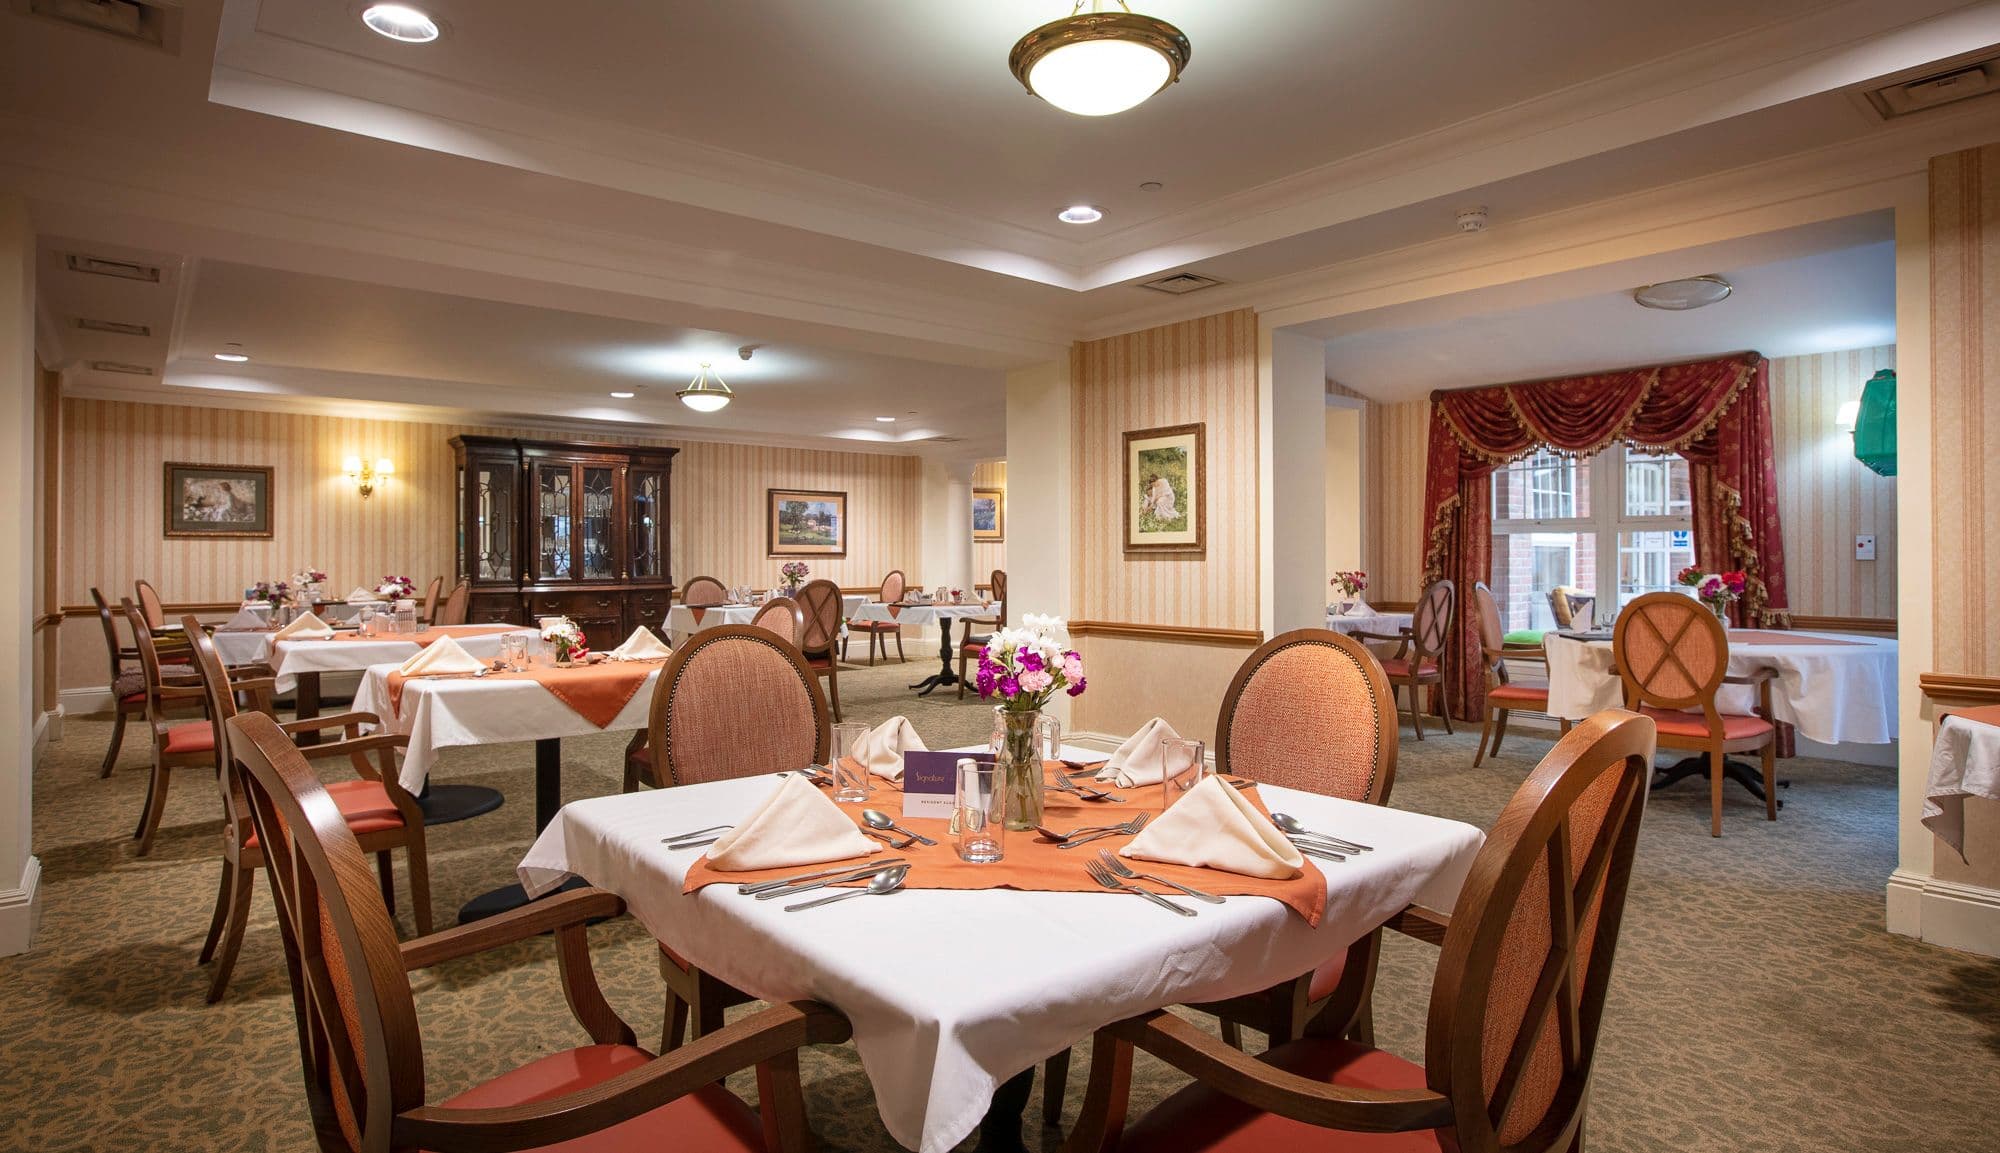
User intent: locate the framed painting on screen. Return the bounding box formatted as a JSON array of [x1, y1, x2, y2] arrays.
[[971, 487, 1004, 542], [1123, 423, 1205, 555], [163, 462, 274, 539], [767, 488, 848, 557]]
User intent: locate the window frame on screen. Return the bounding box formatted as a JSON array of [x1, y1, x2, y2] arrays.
[[1491, 444, 1694, 625]]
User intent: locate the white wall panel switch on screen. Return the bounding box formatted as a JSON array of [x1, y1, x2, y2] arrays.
[[1855, 534, 1876, 561]]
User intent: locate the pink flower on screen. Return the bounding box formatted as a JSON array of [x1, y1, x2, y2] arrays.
[[1019, 669, 1053, 694], [1060, 653, 1083, 680]]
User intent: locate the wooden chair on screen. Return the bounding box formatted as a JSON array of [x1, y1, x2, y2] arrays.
[[1612, 591, 1778, 837], [795, 578, 845, 724], [185, 619, 432, 1002], [679, 575, 728, 607], [1357, 578, 1456, 740], [1473, 581, 1552, 767], [93, 586, 175, 777], [433, 581, 471, 626], [628, 626, 830, 1052], [1065, 708, 1657, 1153], [223, 708, 851, 1153], [956, 569, 1009, 698], [845, 569, 907, 665], [126, 599, 218, 856], [134, 577, 190, 652], [749, 595, 805, 646], [417, 576, 444, 625]]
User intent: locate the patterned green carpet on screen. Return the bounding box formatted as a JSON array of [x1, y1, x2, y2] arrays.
[[5, 659, 2000, 1152]]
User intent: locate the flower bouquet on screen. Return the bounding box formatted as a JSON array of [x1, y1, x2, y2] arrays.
[[974, 613, 1085, 829], [779, 560, 809, 594], [251, 579, 292, 608], [1331, 569, 1368, 615], [541, 616, 587, 665], [1675, 566, 1745, 622], [376, 574, 416, 602]]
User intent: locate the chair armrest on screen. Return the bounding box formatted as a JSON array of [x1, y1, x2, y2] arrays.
[[1386, 904, 1450, 946], [1105, 1010, 1454, 1134], [402, 889, 629, 971], [391, 1001, 853, 1151], [1484, 645, 1546, 663], [277, 710, 384, 735], [294, 733, 409, 767], [156, 684, 206, 701]]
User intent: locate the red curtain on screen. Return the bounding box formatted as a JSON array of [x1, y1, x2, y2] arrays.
[[1420, 353, 1790, 720]]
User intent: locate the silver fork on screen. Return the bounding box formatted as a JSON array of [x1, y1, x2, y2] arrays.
[[1055, 811, 1151, 849], [1096, 850, 1224, 903], [1049, 773, 1125, 803], [1083, 858, 1195, 916]]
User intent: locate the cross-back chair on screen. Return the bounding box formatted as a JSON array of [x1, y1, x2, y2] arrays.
[[679, 575, 728, 607], [125, 598, 217, 855], [956, 569, 1009, 698], [185, 619, 431, 1002], [1358, 578, 1456, 739], [433, 581, 471, 626], [795, 578, 846, 723], [1065, 708, 1657, 1153], [845, 569, 908, 665], [417, 576, 444, 625], [749, 595, 805, 646], [1473, 581, 1552, 767], [223, 708, 851, 1153], [1612, 591, 1777, 837]]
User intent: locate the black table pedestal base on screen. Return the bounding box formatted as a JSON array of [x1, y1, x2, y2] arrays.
[[458, 737, 568, 924], [1652, 755, 1788, 807], [909, 617, 962, 697], [459, 876, 588, 924], [416, 784, 505, 826]]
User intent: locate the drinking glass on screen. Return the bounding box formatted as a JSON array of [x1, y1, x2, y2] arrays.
[[829, 721, 873, 803], [501, 635, 526, 672], [1160, 737, 1208, 808], [1036, 713, 1063, 764], [394, 600, 417, 634], [954, 759, 1005, 863]]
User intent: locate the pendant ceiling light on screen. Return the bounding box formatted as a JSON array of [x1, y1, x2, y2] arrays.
[[677, 362, 733, 413], [1009, 2, 1191, 117], [1850, 368, 1897, 477]]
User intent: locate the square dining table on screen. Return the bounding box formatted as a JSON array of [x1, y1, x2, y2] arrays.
[[517, 745, 1483, 1153]]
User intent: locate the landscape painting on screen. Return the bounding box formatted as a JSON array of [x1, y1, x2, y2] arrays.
[[768, 488, 848, 557], [1122, 423, 1204, 555], [972, 487, 1004, 542], [163, 462, 274, 539]]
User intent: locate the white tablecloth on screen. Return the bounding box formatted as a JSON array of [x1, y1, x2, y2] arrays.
[[666, 596, 869, 645], [849, 602, 1002, 632], [1325, 610, 1414, 638], [1544, 630, 1898, 745], [353, 661, 659, 792], [212, 624, 531, 692], [517, 760, 1482, 1153], [1925, 711, 2000, 857]]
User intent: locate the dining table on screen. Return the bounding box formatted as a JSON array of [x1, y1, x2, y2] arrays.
[[1924, 704, 2000, 858], [1325, 606, 1415, 639], [665, 594, 867, 646], [517, 742, 1483, 1153], [848, 600, 1004, 696], [354, 655, 667, 922]]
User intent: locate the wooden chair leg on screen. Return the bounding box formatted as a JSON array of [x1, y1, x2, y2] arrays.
[[1474, 706, 1495, 766], [1709, 747, 1726, 838], [895, 629, 905, 662], [1761, 743, 1778, 821], [101, 708, 130, 778], [866, 630, 879, 666], [205, 859, 255, 1003], [1219, 1019, 1244, 1048], [622, 756, 640, 794], [375, 851, 397, 916], [1407, 681, 1424, 741], [1437, 678, 1455, 735], [404, 844, 433, 936], [825, 668, 842, 723], [661, 990, 689, 1053], [1063, 1034, 1133, 1153], [957, 647, 970, 699], [1042, 1047, 1071, 1128], [1491, 708, 1512, 759], [134, 761, 170, 855], [198, 858, 232, 963]]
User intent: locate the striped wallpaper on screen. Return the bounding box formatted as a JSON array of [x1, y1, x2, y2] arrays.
[[1362, 398, 1431, 604], [1769, 345, 1898, 620], [1931, 147, 2000, 676], [59, 398, 922, 608], [971, 458, 1007, 585], [1071, 309, 1260, 630]]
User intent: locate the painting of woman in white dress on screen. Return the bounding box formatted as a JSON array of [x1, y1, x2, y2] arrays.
[[1122, 423, 1204, 555]]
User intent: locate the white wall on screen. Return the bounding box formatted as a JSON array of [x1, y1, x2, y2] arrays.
[[1004, 360, 1074, 722], [0, 192, 40, 956], [1325, 400, 1362, 578], [1262, 327, 1329, 637]]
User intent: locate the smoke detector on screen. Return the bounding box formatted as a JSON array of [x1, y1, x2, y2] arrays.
[[1455, 207, 1489, 234]]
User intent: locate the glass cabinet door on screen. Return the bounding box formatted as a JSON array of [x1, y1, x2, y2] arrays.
[[536, 464, 573, 581], [580, 466, 617, 580], [629, 469, 664, 579], [473, 459, 517, 582]]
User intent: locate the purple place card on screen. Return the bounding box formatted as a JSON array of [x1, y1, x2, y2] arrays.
[[901, 750, 993, 820]]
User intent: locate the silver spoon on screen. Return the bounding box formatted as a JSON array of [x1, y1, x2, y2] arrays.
[[784, 864, 908, 911], [1271, 812, 1373, 853], [861, 809, 937, 846]]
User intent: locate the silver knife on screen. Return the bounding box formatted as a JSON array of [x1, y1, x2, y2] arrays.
[[743, 860, 905, 898]]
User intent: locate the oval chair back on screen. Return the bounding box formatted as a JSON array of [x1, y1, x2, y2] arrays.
[[186, 619, 261, 849], [878, 569, 906, 606], [123, 598, 173, 727], [646, 625, 830, 787], [419, 577, 443, 625], [1412, 578, 1455, 664], [750, 596, 804, 646], [434, 582, 470, 626], [134, 578, 168, 629], [1423, 709, 1653, 1151], [1214, 628, 1396, 804], [794, 579, 843, 656], [1471, 581, 1507, 655], [1611, 591, 1727, 715], [680, 576, 728, 607], [988, 570, 1008, 626]]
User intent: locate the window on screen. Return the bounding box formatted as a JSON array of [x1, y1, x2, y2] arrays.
[[1489, 446, 1693, 634]]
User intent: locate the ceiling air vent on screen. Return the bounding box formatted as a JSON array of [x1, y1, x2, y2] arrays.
[[75, 318, 151, 337], [919, 435, 966, 444], [1864, 59, 1999, 120], [88, 360, 153, 375], [1138, 271, 1224, 295], [65, 253, 161, 282], [14, 0, 184, 52]]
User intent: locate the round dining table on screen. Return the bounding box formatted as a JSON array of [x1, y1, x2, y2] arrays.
[[848, 600, 1003, 696]]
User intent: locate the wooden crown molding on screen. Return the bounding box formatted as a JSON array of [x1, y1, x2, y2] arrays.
[[1919, 673, 2000, 709], [1069, 620, 1264, 646]]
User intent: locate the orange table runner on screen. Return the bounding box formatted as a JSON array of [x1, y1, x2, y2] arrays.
[[682, 762, 1328, 925], [332, 624, 516, 646], [1730, 630, 1869, 647], [388, 658, 660, 727]]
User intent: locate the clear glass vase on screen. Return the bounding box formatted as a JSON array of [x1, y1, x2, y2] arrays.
[[994, 706, 1043, 831]]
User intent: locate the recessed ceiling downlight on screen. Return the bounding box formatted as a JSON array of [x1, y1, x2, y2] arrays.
[[1634, 275, 1733, 311], [609, 391, 636, 399], [1059, 205, 1103, 224], [875, 416, 897, 423], [213, 343, 249, 363], [362, 4, 440, 43]]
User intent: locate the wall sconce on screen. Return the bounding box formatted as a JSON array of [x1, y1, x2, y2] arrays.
[[1835, 400, 1860, 430], [343, 456, 395, 499]]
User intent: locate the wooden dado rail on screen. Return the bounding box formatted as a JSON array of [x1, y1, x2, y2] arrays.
[[1068, 620, 1265, 646], [1791, 614, 1897, 635], [1920, 673, 2000, 709], [62, 588, 937, 618]]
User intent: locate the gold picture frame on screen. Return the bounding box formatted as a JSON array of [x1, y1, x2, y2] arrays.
[[1123, 423, 1205, 555], [767, 488, 848, 557], [163, 462, 274, 539], [972, 487, 1005, 542]]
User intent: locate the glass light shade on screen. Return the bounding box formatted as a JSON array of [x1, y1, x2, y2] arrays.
[[341, 456, 363, 475], [1835, 400, 1860, 430], [1027, 38, 1172, 116], [362, 4, 440, 43], [1851, 369, 1896, 477], [373, 458, 395, 476], [679, 390, 730, 413]]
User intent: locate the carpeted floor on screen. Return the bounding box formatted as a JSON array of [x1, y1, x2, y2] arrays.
[[5, 658, 2000, 1152]]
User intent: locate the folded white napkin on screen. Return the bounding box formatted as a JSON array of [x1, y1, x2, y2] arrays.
[[609, 626, 672, 661], [1121, 776, 1304, 879], [345, 587, 380, 603], [1097, 717, 1181, 787], [397, 635, 484, 677], [1329, 599, 1374, 617], [218, 607, 266, 631], [851, 715, 927, 780], [1570, 601, 1596, 631], [705, 775, 880, 871], [272, 611, 335, 641]]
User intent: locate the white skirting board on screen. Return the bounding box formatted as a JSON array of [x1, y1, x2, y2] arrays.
[[1887, 867, 2000, 958], [0, 857, 43, 957]]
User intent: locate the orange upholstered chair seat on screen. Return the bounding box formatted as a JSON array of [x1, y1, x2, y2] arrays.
[[1118, 1037, 1442, 1153], [1638, 706, 1774, 741], [1485, 682, 1549, 706], [848, 619, 899, 632], [161, 721, 215, 754], [627, 744, 652, 768], [432, 1043, 767, 1153], [1305, 952, 1347, 1003], [244, 779, 404, 848], [1377, 657, 1438, 679]]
